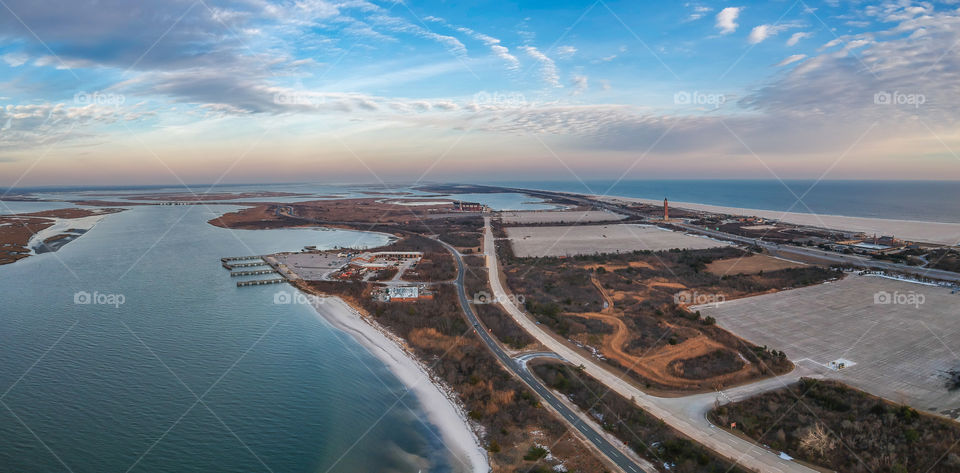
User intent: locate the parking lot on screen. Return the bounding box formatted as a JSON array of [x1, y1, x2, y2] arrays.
[[505, 224, 728, 257], [698, 274, 960, 419], [274, 252, 350, 280]]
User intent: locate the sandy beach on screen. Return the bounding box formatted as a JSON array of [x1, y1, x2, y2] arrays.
[[307, 295, 489, 473], [27, 213, 108, 254], [595, 196, 960, 246]]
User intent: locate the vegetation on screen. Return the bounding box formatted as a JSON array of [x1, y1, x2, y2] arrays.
[[300, 272, 605, 472], [532, 362, 748, 473], [926, 249, 960, 273], [462, 263, 535, 349], [499, 244, 827, 390], [711, 378, 960, 472]]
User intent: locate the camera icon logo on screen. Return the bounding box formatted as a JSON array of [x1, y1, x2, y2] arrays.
[[273, 291, 293, 304], [473, 291, 492, 304], [874, 91, 892, 105], [74, 291, 92, 304], [873, 291, 892, 304], [673, 91, 691, 105]]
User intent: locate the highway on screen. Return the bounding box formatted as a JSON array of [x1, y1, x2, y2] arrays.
[[670, 221, 960, 283], [434, 238, 653, 473]]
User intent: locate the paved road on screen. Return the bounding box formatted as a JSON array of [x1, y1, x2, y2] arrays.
[[435, 238, 652, 473], [671, 222, 960, 283], [494, 185, 960, 284], [481, 217, 817, 473]]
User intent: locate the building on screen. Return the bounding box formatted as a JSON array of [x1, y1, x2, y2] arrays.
[[663, 197, 669, 221], [387, 286, 419, 301], [452, 201, 484, 212], [384, 285, 434, 302]]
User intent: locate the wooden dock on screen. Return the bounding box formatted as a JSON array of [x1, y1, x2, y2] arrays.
[[222, 260, 268, 270], [221, 256, 262, 262], [237, 278, 287, 287], [230, 269, 278, 277]]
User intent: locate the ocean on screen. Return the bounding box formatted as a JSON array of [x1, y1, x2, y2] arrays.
[[491, 180, 960, 224]]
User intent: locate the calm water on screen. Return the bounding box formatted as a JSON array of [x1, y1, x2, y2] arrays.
[[492, 180, 960, 223], [0, 205, 461, 473]]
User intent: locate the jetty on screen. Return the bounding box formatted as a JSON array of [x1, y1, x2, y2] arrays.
[[237, 278, 287, 287], [230, 269, 277, 277], [221, 256, 263, 262], [222, 254, 292, 287]]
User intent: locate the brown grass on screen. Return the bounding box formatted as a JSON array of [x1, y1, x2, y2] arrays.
[[706, 254, 805, 276], [574, 276, 754, 390]]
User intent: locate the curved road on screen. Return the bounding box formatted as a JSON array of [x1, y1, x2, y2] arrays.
[[481, 217, 818, 473], [435, 238, 652, 473]]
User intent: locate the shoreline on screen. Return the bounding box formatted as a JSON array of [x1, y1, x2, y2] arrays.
[[306, 294, 489, 473], [578, 193, 960, 246]]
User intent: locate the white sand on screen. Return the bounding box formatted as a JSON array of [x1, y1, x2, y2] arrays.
[[308, 295, 489, 473], [27, 214, 107, 254], [599, 196, 960, 246]]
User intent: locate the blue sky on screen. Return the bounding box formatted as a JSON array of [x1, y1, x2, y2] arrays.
[[1, 0, 959, 185]]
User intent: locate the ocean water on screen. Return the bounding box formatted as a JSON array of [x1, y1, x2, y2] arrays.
[[492, 180, 960, 224], [0, 205, 462, 473], [0, 200, 74, 215]]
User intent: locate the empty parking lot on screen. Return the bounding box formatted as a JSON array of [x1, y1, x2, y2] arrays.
[[504, 224, 728, 257], [698, 274, 960, 419]]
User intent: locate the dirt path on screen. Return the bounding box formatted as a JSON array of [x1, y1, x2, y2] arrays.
[[577, 275, 753, 390]]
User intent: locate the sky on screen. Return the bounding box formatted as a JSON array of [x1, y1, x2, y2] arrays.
[[1, 0, 959, 186]]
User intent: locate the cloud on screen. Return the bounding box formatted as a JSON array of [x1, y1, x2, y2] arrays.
[[686, 4, 713, 22], [455, 27, 520, 70], [424, 17, 520, 70], [521, 46, 561, 87], [716, 7, 742, 34], [570, 75, 588, 95], [748, 24, 797, 44], [786, 31, 813, 46], [2, 53, 29, 67], [556, 46, 577, 59], [775, 54, 807, 66]]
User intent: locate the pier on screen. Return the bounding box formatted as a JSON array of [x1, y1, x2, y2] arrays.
[[222, 260, 269, 270], [237, 278, 287, 287], [230, 269, 278, 277], [222, 254, 291, 287], [221, 256, 263, 262]]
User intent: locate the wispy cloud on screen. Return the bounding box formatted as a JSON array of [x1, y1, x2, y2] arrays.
[[786, 31, 813, 46], [716, 7, 742, 35], [521, 46, 561, 87]]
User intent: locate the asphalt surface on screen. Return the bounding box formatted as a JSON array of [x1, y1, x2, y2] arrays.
[[435, 238, 652, 473], [671, 222, 960, 283]]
